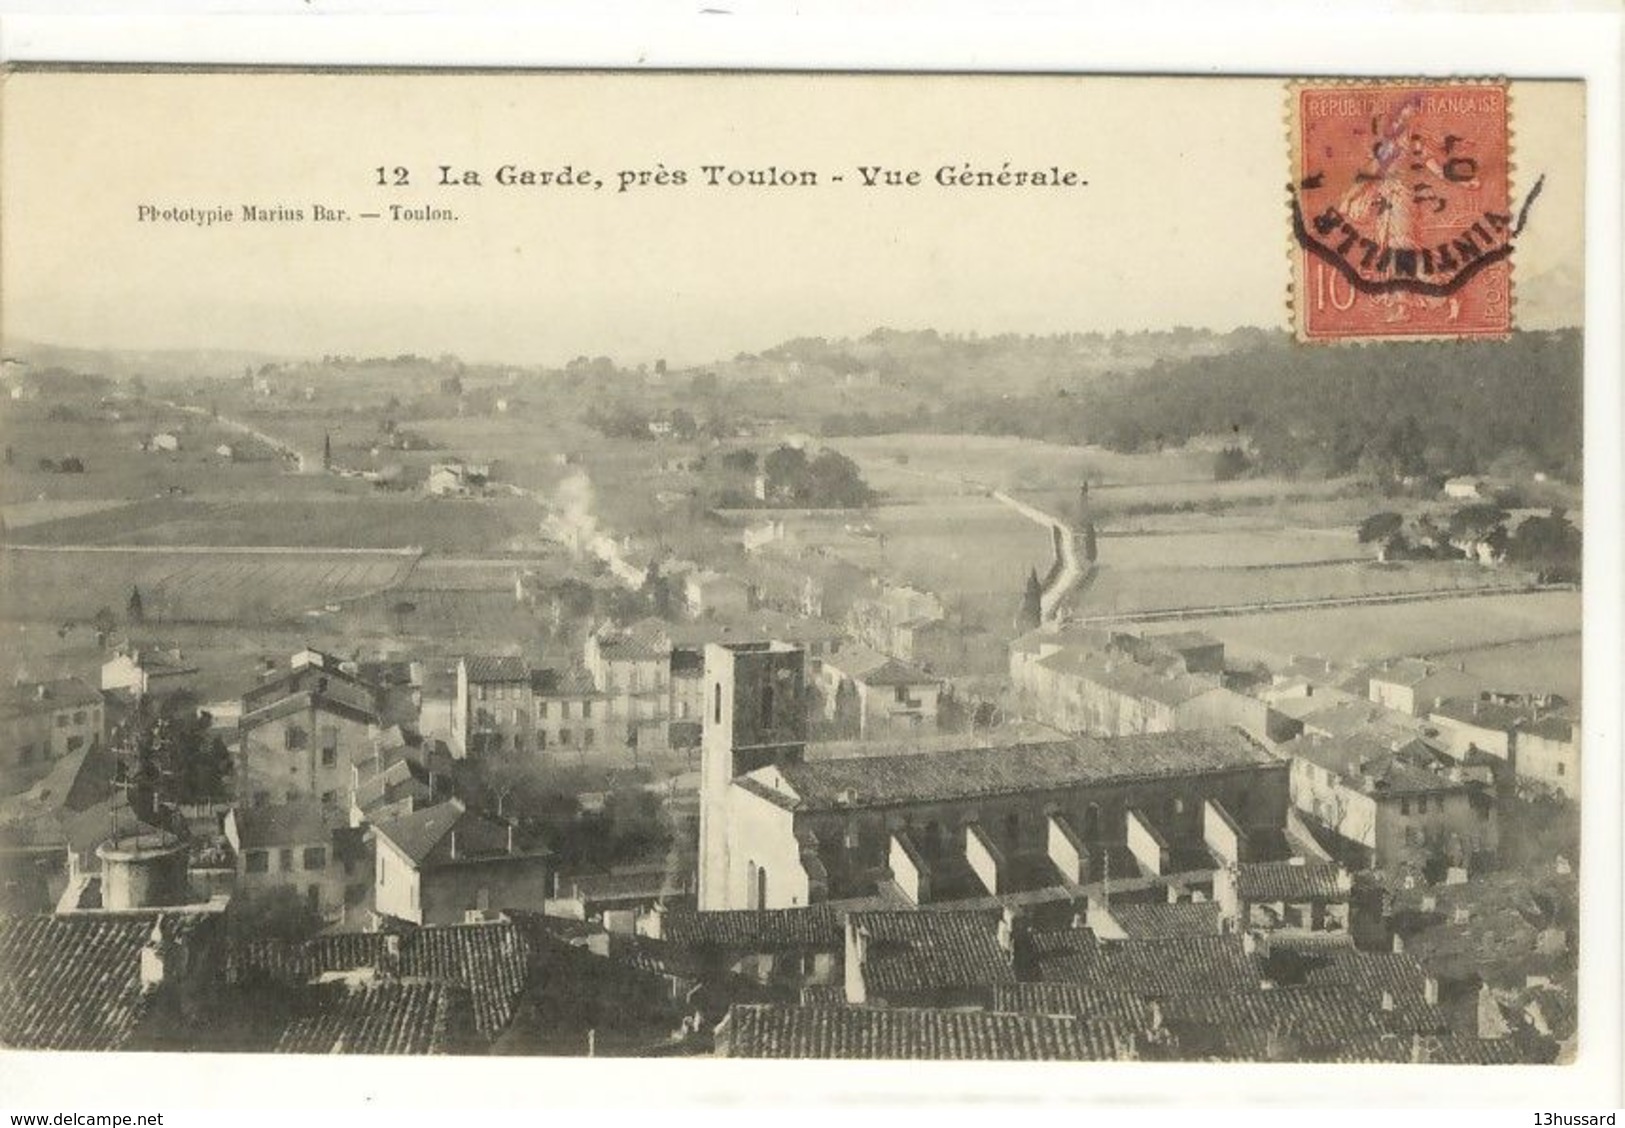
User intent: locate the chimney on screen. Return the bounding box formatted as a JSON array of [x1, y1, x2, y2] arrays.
[[507, 823, 515, 854], [1391, 933, 1405, 954], [1424, 977, 1439, 1006], [1381, 990, 1396, 1013], [138, 916, 171, 995], [449, 831, 458, 860], [1410, 1033, 1428, 1064], [34, 684, 47, 701]]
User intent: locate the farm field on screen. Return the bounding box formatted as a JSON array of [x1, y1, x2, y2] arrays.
[[771, 499, 1055, 624], [1168, 590, 1581, 697], [1076, 559, 1536, 619], [335, 587, 552, 656], [1098, 529, 1367, 569], [2, 495, 543, 553], [0, 546, 418, 625]]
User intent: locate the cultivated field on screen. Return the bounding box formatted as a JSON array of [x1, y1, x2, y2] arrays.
[[0, 546, 418, 625], [3, 495, 543, 553], [1169, 589, 1582, 698]]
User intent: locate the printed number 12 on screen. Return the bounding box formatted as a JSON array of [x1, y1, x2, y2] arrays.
[[375, 167, 410, 186]]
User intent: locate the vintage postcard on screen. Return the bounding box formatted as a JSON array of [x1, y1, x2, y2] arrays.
[[0, 62, 1609, 1103]]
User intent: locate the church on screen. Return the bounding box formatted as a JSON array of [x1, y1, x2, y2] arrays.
[[698, 641, 1294, 912]]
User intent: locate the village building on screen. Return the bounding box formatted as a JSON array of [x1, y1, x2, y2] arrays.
[[683, 569, 753, 619], [1512, 714, 1579, 798], [1367, 659, 1482, 717], [101, 644, 199, 700], [2, 677, 105, 788], [699, 641, 1294, 912], [451, 655, 532, 757], [236, 661, 381, 810], [425, 459, 489, 496], [815, 645, 940, 738], [1213, 858, 1353, 935], [372, 798, 550, 926], [223, 801, 370, 925], [1283, 732, 1499, 873]]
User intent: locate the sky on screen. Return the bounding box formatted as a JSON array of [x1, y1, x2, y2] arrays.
[[0, 72, 1586, 367]]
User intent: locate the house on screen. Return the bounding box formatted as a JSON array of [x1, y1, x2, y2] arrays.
[[349, 739, 455, 826], [1512, 713, 1579, 798], [639, 903, 842, 994], [1427, 696, 1525, 763], [529, 666, 610, 755], [1214, 859, 1353, 935], [452, 655, 532, 757], [425, 459, 489, 496], [150, 432, 181, 453], [683, 569, 753, 619], [1367, 659, 1481, 717], [372, 798, 550, 926], [223, 801, 370, 925], [236, 663, 381, 809], [2, 677, 105, 789], [1283, 733, 1499, 873], [816, 645, 940, 738], [101, 645, 198, 699], [1443, 477, 1486, 500], [215, 443, 235, 460], [843, 909, 1017, 1007]]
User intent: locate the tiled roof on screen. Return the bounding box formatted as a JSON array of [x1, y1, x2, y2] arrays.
[[351, 758, 435, 812], [768, 729, 1277, 812], [1159, 985, 1444, 1059], [659, 906, 844, 951], [1034, 648, 1215, 708], [373, 799, 546, 868], [529, 666, 599, 697], [228, 920, 530, 1040], [1105, 901, 1224, 940], [716, 1004, 1138, 1061], [1, 678, 102, 721], [595, 622, 670, 662], [1235, 861, 1350, 903], [273, 978, 467, 1054], [850, 911, 1014, 996], [1430, 696, 1529, 732], [230, 801, 341, 849], [462, 655, 530, 683], [1030, 931, 1263, 995], [565, 869, 674, 903], [1300, 951, 1444, 1031], [1516, 715, 1576, 743], [1327, 1032, 1546, 1064], [992, 983, 1159, 1026], [241, 664, 380, 718], [0, 913, 216, 1050], [240, 689, 378, 730]]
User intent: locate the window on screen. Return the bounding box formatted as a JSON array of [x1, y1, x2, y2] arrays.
[[279, 848, 294, 872], [477, 685, 488, 702], [56, 714, 69, 729], [285, 725, 307, 751], [321, 746, 338, 768], [303, 846, 327, 871], [321, 790, 337, 807], [321, 726, 338, 752], [73, 710, 86, 724], [584, 729, 596, 748], [895, 685, 909, 703], [66, 736, 84, 753], [583, 700, 593, 719], [1399, 798, 1410, 816], [537, 731, 548, 750], [1556, 762, 1566, 776], [244, 850, 269, 874], [538, 701, 549, 720], [560, 729, 572, 746], [286, 789, 300, 802], [1404, 826, 1421, 846]]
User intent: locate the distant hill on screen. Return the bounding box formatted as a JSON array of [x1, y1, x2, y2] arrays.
[[3, 339, 289, 383]]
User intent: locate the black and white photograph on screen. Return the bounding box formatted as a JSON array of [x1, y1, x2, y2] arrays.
[[0, 43, 1617, 1111]]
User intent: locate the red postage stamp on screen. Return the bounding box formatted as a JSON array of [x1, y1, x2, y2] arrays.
[[1292, 81, 1529, 342]]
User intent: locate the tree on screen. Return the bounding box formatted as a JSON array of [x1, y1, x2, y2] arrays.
[[1082, 521, 1099, 564], [1448, 503, 1509, 542], [1017, 567, 1044, 631], [1506, 509, 1582, 582], [322, 432, 332, 471], [127, 585, 146, 625], [92, 606, 118, 646], [115, 691, 232, 814], [1357, 512, 1405, 545], [1213, 445, 1249, 481]]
